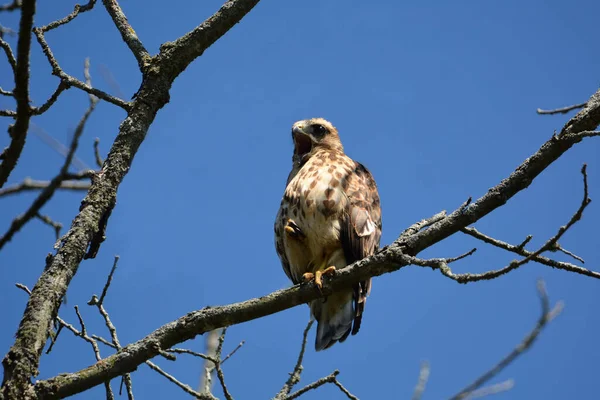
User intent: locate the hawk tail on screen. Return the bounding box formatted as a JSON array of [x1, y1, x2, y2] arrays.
[[312, 290, 354, 351]]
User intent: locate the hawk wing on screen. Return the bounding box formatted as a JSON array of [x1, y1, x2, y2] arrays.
[[274, 165, 301, 285], [339, 162, 382, 335]]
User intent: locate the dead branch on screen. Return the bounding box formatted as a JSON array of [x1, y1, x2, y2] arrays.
[[411, 361, 430, 400], [274, 320, 314, 399], [0, 0, 20, 12], [449, 280, 563, 400], [2, 1, 261, 397], [0, 0, 35, 188], [3, 1, 599, 399], [34, 213, 62, 240], [0, 177, 91, 197], [0, 60, 98, 251], [31, 1, 130, 110], [537, 102, 587, 115], [101, 0, 150, 70]]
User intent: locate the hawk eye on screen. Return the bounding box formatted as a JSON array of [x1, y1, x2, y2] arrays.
[[312, 124, 328, 138]]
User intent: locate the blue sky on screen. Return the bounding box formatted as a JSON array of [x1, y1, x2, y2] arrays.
[[1, 0, 599, 399]]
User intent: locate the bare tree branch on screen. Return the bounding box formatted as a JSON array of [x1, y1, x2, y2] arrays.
[[94, 138, 103, 167], [30, 1, 130, 110], [274, 320, 313, 399], [449, 280, 563, 400], [0, 0, 21, 12], [537, 102, 587, 115], [0, 0, 35, 188], [464, 380, 514, 399], [86, 256, 133, 399], [101, 0, 150, 70], [411, 361, 430, 400], [0, 62, 97, 251], [73, 305, 115, 400], [31, 81, 69, 115], [461, 227, 598, 278], [284, 371, 339, 400], [34, 213, 62, 241], [198, 329, 220, 395], [4, 1, 599, 399], [0, 176, 91, 197], [0, 36, 16, 72], [1, 1, 262, 397]]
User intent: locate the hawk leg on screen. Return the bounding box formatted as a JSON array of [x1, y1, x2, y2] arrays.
[[303, 266, 337, 289], [284, 218, 305, 239]]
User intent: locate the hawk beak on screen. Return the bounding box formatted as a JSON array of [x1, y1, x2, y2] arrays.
[[292, 123, 313, 158]]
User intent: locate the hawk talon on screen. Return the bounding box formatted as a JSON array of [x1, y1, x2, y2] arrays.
[[302, 266, 336, 290], [284, 218, 305, 239]]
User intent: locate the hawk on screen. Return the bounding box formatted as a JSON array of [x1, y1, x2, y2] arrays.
[[274, 118, 382, 351]]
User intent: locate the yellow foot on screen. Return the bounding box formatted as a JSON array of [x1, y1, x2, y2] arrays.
[[303, 266, 336, 289], [284, 218, 304, 239]]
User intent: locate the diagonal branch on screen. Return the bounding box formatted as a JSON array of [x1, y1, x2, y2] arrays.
[[0, 0, 35, 188], [461, 227, 598, 279], [6, 2, 600, 399], [30, 1, 130, 110], [537, 102, 587, 115], [1, 1, 263, 398], [448, 280, 563, 400], [0, 61, 98, 251], [274, 320, 314, 399], [0, 0, 21, 12], [101, 0, 150, 70]]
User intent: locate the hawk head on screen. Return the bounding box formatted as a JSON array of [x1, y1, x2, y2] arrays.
[[291, 118, 343, 160]]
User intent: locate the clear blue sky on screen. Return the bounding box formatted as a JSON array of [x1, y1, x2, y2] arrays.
[[1, 1, 599, 399]]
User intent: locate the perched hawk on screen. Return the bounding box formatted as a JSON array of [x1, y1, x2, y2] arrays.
[[274, 118, 382, 351]]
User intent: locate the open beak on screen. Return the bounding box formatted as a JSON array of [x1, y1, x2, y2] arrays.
[[292, 122, 313, 158]]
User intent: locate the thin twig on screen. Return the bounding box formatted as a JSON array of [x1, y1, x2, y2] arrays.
[[449, 280, 563, 400], [0, 177, 91, 197], [464, 379, 514, 399], [214, 328, 234, 400], [35, 213, 62, 240], [0, 0, 21, 12], [101, 0, 150, 70], [398, 210, 447, 240], [198, 329, 220, 394], [0, 36, 16, 72], [274, 320, 314, 399], [145, 360, 215, 400], [333, 379, 359, 400], [0, 61, 98, 250], [31, 81, 69, 115], [549, 242, 585, 264], [284, 371, 339, 400], [31, 5, 130, 110], [411, 361, 430, 400], [428, 164, 594, 283], [85, 256, 132, 398], [221, 340, 245, 364], [537, 102, 587, 115], [94, 138, 103, 167], [74, 305, 114, 400]]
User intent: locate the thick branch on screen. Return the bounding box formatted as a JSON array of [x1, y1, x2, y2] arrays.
[[400, 89, 600, 256], [0, 0, 35, 188], [1, 1, 262, 398], [32, 85, 600, 397]]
